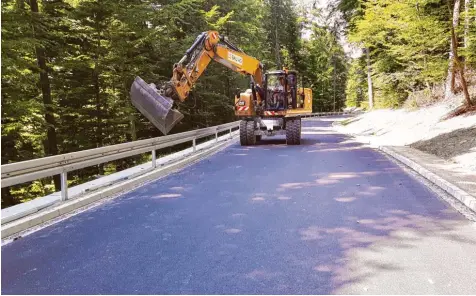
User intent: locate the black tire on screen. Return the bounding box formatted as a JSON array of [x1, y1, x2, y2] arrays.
[[286, 119, 295, 145], [256, 135, 262, 142], [240, 120, 248, 146], [293, 118, 301, 145], [246, 120, 256, 145]]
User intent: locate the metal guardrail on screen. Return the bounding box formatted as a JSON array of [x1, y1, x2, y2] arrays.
[[0, 111, 352, 201], [1, 121, 240, 200]]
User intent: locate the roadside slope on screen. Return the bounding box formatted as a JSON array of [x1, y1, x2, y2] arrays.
[[336, 103, 476, 172]]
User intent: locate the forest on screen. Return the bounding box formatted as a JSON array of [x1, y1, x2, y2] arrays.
[[343, 0, 476, 109], [1, 0, 475, 208]]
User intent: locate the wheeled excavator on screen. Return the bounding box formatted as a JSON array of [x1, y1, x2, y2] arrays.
[[130, 30, 312, 146]]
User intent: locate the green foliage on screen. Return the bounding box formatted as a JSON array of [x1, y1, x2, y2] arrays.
[[300, 22, 348, 112], [462, 4, 476, 68], [345, 58, 367, 107], [340, 0, 466, 108], [263, 0, 302, 69]]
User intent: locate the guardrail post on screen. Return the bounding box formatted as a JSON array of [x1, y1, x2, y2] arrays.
[[152, 149, 157, 168], [229, 128, 232, 139], [60, 172, 68, 201], [215, 128, 218, 143], [193, 138, 196, 152]]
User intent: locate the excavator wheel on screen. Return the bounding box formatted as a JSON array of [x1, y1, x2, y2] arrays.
[[246, 120, 256, 145], [286, 118, 300, 145], [293, 118, 301, 145], [285, 119, 294, 145], [239, 120, 248, 146]]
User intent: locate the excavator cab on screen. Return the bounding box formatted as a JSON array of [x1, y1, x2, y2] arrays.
[[264, 70, 298, 111]]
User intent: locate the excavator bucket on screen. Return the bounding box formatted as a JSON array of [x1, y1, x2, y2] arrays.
[[130, 76, 184, 135]]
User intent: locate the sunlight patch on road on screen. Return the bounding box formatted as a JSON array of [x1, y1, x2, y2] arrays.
[[329, 173, 359, 179], [224, 228, 242, 234], [335, 197, 356, 203], [315, 178, 339, 185], [306, 146, 362, 152], [154, 193, 182, 199], [314, 265, 332, 273], [387, 209, 411, 215], [281, 182, 313, 189]]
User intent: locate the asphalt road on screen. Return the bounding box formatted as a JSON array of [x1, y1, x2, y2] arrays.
[[2, 117, 476, 294]]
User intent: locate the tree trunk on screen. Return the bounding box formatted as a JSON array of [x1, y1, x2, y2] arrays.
[[365, 48, 374, 109], [450, 25, 473, 106], [93, 69, 104, 175], [272, 1, 282, 69], [464, 0, 470, 49], [129, 113, 137, 141], [30, 0, 60, 191], [333, 56, 336, 111], [93, 70, 102, 143], [445, 0, 461, 99], [94, 13, 104, 175], [463, 0, 471, 72], [275, 22, 281, 68]]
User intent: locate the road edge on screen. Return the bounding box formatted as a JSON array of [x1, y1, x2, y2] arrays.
[[1, 136, 238, 240], [379, 146, 476, 214]]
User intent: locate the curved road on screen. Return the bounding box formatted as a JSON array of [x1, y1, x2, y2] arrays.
[[2, 117, 476, 294]]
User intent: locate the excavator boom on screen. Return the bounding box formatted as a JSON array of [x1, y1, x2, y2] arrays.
[[130, 31, 264, 135]]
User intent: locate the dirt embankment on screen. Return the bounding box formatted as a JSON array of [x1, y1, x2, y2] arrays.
[[337, 100, 476, 172]]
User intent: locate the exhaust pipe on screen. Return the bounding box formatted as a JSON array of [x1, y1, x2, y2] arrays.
[[130, 76, 184, 135]]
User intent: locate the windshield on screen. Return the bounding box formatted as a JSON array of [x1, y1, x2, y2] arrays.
[[267, 74, 285, 90]]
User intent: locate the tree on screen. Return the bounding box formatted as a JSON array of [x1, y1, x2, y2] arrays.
[[445, 0, 462, 98], [301, 22, 348, 112], [263, 0, 302, 70], [30, 0, 65, 189], [345, 58, 367, 107], [347, 0, 450, 108], [448, 0, 472, 106], [364, 47, 373, 109]]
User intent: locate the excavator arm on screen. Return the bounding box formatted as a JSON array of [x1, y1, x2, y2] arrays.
[[130, 31, 264, 135]]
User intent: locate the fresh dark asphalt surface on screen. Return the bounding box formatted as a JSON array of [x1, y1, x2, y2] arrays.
[[2, 117, 476, 294]]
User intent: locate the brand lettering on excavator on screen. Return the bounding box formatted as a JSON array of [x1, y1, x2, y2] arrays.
[[228, 52, 243, 66]]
